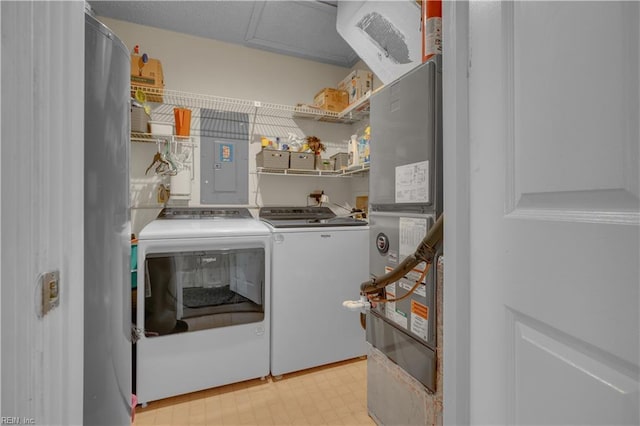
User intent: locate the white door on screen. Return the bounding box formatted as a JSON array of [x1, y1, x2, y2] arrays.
[[1, 2, 85, 424], [459, 1, 639, 424]]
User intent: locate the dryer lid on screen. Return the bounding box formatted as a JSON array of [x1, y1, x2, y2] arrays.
[[157, 207, 252, 219]]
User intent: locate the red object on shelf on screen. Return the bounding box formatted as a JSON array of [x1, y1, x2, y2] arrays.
[[422, 0, 442, 62]]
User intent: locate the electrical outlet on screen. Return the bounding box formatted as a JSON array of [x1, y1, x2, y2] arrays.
[[40, 271, 60, 317]]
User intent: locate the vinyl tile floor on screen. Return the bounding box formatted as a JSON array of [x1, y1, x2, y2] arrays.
[[133, 357, 375, 426]]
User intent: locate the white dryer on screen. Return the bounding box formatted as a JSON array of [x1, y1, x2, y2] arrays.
[[135, 208, 271, 405], [259, 207, 369, 377]]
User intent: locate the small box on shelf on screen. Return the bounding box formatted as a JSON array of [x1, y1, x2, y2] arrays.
[[338, 70, 373, 105], [290, 153, 315, 170], [148, 121, 173, 136], [313, 88, 349, 113], [330, 152, 349, 170], [318, 157, 335, 171], [131, 54, 164, 102]]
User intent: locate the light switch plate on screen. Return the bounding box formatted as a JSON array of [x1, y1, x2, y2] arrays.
[[40, 270, 60, 317]]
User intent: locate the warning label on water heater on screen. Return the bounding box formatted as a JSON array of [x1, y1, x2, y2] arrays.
[[410, 300, 429, 341], [395, 161, 429, 203], [399, 217, 428, 263], [384, 268, 408, 329]]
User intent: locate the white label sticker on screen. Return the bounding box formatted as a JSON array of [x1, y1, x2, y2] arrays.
[[399, 217, 428, 261], [383, 268, 408, 329], [391, 308, 408, 329], [384, 282, 396, 321], [411, 313, 429, 341], [395, 161, 429, 203], [425, 17, 443, 56]]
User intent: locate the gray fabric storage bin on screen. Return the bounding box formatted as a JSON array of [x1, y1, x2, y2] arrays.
[[319, 157, 335, 170], [290, 153, 315, 170], [131, 106, 149, 133], [331, 152, 349, 170], [256, 149, 290, 169]]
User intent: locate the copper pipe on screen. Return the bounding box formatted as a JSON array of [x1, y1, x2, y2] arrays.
[[370, 263, 430, 303], [360, 214, 443, 295]]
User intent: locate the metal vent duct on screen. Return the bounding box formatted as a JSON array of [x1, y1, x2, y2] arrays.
[[357, 11, 411, 65], [337, 1, 422, 84]]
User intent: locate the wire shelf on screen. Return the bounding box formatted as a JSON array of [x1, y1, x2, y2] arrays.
[[130, 132, 197, 146], [256, 163, 369, 177], [340, 163, 370, 176], [131, 85, 370, 141]]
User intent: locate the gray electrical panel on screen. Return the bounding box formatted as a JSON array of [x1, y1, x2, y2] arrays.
[[200, 109, 249, 204]]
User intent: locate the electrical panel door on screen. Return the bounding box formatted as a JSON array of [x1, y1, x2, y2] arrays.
[[200, 109, 249, 204]]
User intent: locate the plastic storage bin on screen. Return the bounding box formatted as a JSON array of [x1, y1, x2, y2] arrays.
[[256, 149, 290, 169], [149, 121, 173, 135]]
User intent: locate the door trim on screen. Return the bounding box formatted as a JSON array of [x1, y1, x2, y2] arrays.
[[442, 1, 471, 425]]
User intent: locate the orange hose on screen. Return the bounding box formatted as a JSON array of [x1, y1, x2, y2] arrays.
[[370, 263, 431, 303]]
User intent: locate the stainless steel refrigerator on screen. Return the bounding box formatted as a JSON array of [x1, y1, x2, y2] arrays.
[[367, 57, 442, 391], [84, 11, 131, 425]]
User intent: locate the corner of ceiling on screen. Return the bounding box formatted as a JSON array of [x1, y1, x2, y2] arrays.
[[244, 0, 355, 67]]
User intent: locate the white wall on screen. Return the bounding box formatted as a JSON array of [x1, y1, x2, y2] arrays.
[[1, 2, 84, 425], [98, 17, 371, 235], [101, 17, 356, 104]]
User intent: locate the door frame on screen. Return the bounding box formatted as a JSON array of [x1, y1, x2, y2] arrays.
[[442, 1, 471, 425], [1, 2, 85, 423]]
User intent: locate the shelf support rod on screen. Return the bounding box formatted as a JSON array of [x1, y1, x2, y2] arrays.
[[250, 101, 261, 144]]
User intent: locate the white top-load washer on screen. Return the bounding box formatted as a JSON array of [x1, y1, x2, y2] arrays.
[[259, 206, 369, 377], [136, 208, 271, 405]]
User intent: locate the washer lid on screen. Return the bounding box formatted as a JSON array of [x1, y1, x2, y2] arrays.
[[139, 217, 271, 239], [261, 217, 368, 228], [259, 206, 367, 228]]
